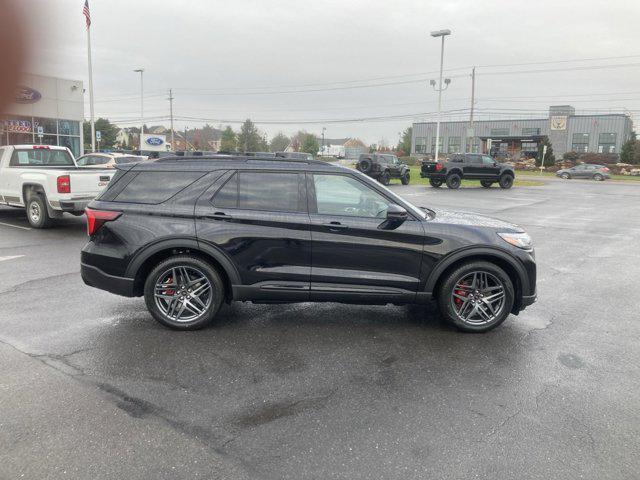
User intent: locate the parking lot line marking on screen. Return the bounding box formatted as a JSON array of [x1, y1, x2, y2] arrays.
[[0, 255, 25, 262], [0, 222, 31, 231]]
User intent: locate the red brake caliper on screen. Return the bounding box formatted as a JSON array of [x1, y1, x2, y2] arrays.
[[454, 281, 467, 308], [164, 276, 175, 296]]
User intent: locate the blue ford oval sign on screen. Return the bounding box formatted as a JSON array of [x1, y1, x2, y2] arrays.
[[146, 136, 164, 146], [14, 86, 42, 104]]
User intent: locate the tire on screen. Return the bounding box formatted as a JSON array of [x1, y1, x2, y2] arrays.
[[498, 174, 514, 189], [401, 171, 410, 185], [144, 255, 225, 330], [445, 173, 461, 189], [561, 173, 570, 179], [429, 178, 443, 188], [26, 194, 52, 229], [480, 180, 493, 188], [438, 261, 514, 333], [358, 159, 372, 174], [593, 173, 604, 181], [379, 171, 390, 186]]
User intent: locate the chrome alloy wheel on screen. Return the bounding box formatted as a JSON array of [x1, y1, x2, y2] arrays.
[[450, 271, 506, 325], [154, 266, 213, 322], [29, 200, 41, 223]]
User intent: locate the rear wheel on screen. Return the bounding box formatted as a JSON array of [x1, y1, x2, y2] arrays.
[[480, 180, 493, 188], [144, 255, 225, 330], [561, 172, 570, 179], [446, 173, 461, 189], [401, 171, 410, 185], [26, 194, 52, 229], [438, 261, 514, 333], [593, 173, 604, 181], [379, 171, 390, 186], [498, 174, 514, 189], [429, 178, 443, 188]]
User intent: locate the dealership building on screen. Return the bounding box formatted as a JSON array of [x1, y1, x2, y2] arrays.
[[411, 105, 634, 159], [1, 73, 84, 157]]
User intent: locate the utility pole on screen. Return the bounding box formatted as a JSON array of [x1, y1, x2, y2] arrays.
[[468, 66, 476, 152], [134, 69, 144, 149], [168, 88, 175, 150], [184, 126, 188, 151], [430, 29, 452, 162], [322, 127, 326, 156]]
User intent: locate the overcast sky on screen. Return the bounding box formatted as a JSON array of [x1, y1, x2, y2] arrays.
[[22, 0, 640, 144]]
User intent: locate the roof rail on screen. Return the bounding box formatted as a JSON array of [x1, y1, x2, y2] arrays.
[[155, 154, 329, 165]]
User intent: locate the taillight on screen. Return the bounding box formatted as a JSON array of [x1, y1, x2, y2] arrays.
[[603, 167, 610, 172], [435, 163, 443, 171], [85, 208, 121, 236], [33, 145, 50, 150], [57, 175, 71, 193]]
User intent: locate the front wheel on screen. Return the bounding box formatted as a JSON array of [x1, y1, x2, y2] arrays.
[[446, 173, 461, 189], [593, 173, 604, 181], [429, 178, 443, 188], [480, 180, 493, 188], [144, 255, 225, 330], [438, 261, 514, 333], [379, 171, 390, 186], [498, 174, 514, 189], [561, 173, 570, 179], [26, 194, 52, 229], [401, 171, 410, 185]]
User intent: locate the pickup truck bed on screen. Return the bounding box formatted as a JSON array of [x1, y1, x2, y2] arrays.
[[0, 145, 114, 227]]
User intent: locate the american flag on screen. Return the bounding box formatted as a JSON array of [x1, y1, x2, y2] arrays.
[[83, 0, 91, 28]]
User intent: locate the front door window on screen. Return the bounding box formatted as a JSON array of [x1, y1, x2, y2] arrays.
[[313, 174, 390, 218]]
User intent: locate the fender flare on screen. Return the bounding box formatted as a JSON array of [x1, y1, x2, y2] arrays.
[[424, 246, 530, 294], [446, 168, 463, 177], [124, 237, 241, 285]]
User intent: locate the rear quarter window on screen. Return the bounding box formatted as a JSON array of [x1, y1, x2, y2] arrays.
[[112, 171, 204, 204]]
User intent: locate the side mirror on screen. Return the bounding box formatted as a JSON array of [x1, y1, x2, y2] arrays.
[[379, 204, 408, 230]]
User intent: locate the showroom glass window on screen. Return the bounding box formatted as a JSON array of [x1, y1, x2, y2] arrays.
[[598, 133, 616, 153], [522, 128, 540, 136], [430, 137, 443, 153], [572, 133, 589, 153], [490, 128, 509, 137], [415, 137, 427, 154], [447, 137, 461, 153]]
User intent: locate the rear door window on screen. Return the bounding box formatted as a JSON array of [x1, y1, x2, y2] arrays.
[[113, 171, 204, 204], [238, 171, 302, 212], [212, 173, 238, 208]]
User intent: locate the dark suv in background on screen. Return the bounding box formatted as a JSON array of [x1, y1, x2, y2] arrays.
[[81, 155, 536, 333], [356, 153, 410, 185], [421, 153, 515, 189]]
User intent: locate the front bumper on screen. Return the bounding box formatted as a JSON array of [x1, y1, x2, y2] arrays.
[[81, 263, 135, 297]]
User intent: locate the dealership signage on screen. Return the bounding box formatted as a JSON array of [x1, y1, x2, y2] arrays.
[[3, 119, 32, 133], [14, 86, 42, 104], [550, 115, 567, 130], [141, 133, 167, 151]]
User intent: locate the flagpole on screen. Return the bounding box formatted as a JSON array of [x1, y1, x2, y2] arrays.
[[86, 21, 95, 152]]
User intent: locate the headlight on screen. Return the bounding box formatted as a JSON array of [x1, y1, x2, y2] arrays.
[[498, 232, 533, 250]]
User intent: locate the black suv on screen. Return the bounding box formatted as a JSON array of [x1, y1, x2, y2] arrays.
[[421, 153, 515, 189], [356, 153, 410, 186], [81, 155, 536, 332]]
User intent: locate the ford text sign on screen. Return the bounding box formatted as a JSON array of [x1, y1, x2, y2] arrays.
[[14, 86, 42, 104]]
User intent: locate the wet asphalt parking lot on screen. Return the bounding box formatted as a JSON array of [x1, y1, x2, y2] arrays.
[[1, 177, 639, 480]]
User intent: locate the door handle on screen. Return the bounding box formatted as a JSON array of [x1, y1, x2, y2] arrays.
[[204, 212, 233, 220], [321, 221, 348, 231]]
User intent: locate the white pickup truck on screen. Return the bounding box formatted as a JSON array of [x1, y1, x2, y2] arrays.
[[0, 145, 114, 228]]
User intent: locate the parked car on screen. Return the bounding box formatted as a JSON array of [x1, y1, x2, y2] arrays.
[[0, 145, 115, 228], [81, 154, 537, 333], [556, 164, 610, 181], [244, 152, 276, 158], [275, 151, 314, 161], [421, 153, 515, 189], [76, 152, 147, 168], [356, 153, 410, 185]]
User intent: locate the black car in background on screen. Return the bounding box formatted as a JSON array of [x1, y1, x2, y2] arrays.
[[421, 153, 516, 189], [356, 153, 411, 185], [81, 155, 536, 333]]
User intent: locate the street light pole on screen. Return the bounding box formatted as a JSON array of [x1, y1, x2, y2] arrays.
[[322, 127, 326, 156], [134, 68, 144, 149], [430, 29, 451, 162]]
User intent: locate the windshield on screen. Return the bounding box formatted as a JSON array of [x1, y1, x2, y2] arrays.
[[10, 148, 74, 167]]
